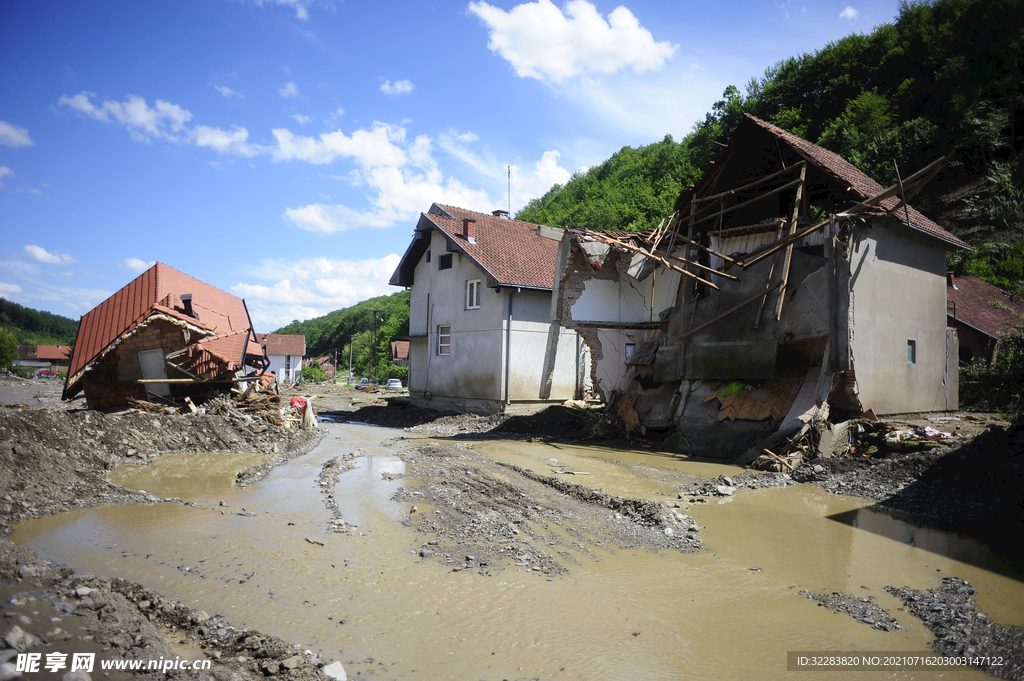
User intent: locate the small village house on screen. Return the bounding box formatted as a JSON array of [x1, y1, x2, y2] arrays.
[[389, 340, 410, 367], [547, 115, 968, 457], [390, 204, 589, 414], [257, 333, 306, 383], [15, 345, 71, 371], [946, 274, 1024, 364], [63, 262, 268, 409]]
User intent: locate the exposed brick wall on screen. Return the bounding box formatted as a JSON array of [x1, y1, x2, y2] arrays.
[[83, 320, 188, 409]]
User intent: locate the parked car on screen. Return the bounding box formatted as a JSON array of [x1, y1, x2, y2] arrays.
[[355, 378, 377, 390], [385, 378, 403, 391], [37, 369, 58, 378]]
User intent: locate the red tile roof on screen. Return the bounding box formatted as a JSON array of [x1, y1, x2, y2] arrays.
[[65, 262, 256, 395], [35, 345, 71, 361], [743, 115, 968, 249], [424, 204, 560, 289], [947, 276, 1024, 339], [257, 333, 306, 356], [390, 340, 409, 360]]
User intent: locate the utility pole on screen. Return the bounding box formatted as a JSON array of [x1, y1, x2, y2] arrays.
[[348, 335, 354, 383]]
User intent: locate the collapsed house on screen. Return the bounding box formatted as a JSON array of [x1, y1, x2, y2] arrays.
[[63, 262, 268, 409], [546, 114, 969, 458]]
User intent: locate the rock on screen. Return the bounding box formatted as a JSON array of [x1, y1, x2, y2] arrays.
[[722, 476, 734, 486], [322, 661, 347, 681], [62, 672, 91, 681], [716, 485, 734, 496], [280, 655, 303, 671], [17, 566, 36, 579], [813, 464, 825, 474], [663, 527, 674, 536], [75, 586, 94, 597], [0, 662, 20, 681], [2, 627, 25, 651], [137, 600, 150, 610]]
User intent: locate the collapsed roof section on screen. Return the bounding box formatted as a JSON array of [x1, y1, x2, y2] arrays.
[[64, 262, 266, 401]]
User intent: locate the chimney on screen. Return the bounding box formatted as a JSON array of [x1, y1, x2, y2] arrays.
[[463, 218, 477, 244], [492, 209, 509, 219], [181, 293, 196, 318]]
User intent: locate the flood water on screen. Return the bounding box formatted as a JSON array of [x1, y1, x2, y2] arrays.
[[11, 424, 1023, 680]]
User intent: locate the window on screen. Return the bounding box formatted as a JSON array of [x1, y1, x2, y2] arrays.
[[466, 280, 481, 309], [437, 325, 451, 355], [426, 249, 431, 263], [907, 339, 917, 364], [285, 355, 291, 375], [438, 253, 453, 270], [624, 343, 636, 360]]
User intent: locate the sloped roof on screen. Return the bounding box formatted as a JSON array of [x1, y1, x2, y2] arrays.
[[390, 340, 409, 360], [947, 276, 1024, 339], [743, 115, 968, 249], [35, 345, 71, 361], [257, 333, 305, 356], [390, 204, 560, 290], [65, 262, 257, 395]]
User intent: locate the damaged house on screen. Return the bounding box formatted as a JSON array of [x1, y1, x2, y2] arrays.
[[390, 204, 588, 413], [63, 262, 268, 409], [548, 114, 968, 458]]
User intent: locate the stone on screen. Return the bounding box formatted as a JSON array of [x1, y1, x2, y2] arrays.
[[663, 527, 674, 537], [716, 485, 734, 496], [3, 627, 25, 651], [17, 566, 36, 579], [75, 586, 94, 598], [0, 662, 20, 681], [722, 476, 734, 486], [281, 656, 303, 671], [322, 661, 347, 681], [63, 671, 92, 681]]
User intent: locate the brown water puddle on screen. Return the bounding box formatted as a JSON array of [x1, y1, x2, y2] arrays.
[[107, 451, 275, 502], [11, 425, 1021, 680]]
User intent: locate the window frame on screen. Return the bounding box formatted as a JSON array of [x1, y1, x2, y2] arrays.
[[437, 324, 451, 356], [438, 253, 453, 270], [907, 339, 917, 364], [466, 279, 481, 310]]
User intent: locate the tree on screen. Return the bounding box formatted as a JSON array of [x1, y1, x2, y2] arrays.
[[0, 328, 17, 371]]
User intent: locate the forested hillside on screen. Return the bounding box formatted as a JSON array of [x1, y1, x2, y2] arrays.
[[274, 291, 410, 381], [518, 0, 1023, 294], [0, 298, 79, 345]]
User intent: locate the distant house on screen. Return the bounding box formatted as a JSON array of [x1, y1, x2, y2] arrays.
[[15, 345, 70, 369], [257, 334, 305, 383], [389, 203, 589, 414], [389, 340, 409, 366], [947, 274, 1024, 363], [547, 115, 967, 457], [63, 262, 267, 409]]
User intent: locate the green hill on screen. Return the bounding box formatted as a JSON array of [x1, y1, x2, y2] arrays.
[[274, 290, 410, 380], [0, 298, 79, 345]]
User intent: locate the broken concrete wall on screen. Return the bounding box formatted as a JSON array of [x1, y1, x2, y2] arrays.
[[83, 319, 189, 410]]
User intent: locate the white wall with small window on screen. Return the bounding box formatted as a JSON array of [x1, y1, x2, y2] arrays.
[[266, 354, 303, 382], [437, 324, 451, 355]]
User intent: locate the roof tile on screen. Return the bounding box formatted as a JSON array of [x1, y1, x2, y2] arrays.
[[947, 276, 1024, 339]]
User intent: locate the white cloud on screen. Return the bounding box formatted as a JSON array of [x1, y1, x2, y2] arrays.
[[58, 92, 193, 142], [237, 0, 322, 21], [122, 257, 156, 273], [0, 282, 23, 296], [211, 84, 244, 99], [839, 6, 859, 19], [233, 254, 402, 328], [281, 203, 397, 232], [291, 114, 313, 124], [468, 0, 677, 84], [0, 121, 34, 148], [271, 122, 407, 166], [193, 125, 262, 157], [278, 81, 300, 98], [511, 150, 571, 207], [32, 286, 113, 313], [0, 166, 12, 189], [380, 79, 415, 95], [25, 245, 77, 265]]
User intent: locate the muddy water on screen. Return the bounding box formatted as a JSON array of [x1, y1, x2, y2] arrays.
[[12, 426, 1023, 680]]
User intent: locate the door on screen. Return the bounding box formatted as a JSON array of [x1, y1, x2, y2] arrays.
[[138, 348, 171, 398]]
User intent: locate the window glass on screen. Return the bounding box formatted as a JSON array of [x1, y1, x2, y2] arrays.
[[438, 254, 452, 270], [438, 325, 451, 355], [467, 280, 481, 309], [907, 339, 917, 364]]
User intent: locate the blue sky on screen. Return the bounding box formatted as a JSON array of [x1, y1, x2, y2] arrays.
[[0, 0, 902, 330]]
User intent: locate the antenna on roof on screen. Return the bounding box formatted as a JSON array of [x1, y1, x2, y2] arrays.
[[507, 165, 511, 218]]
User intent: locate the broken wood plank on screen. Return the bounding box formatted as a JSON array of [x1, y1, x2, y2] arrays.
[[694, 162, 804, 205], [737, 218, 830, 269], [679, 280, 785, 340], [663, 252, 739, 280], [304, 537, 324, 546], [754, 218, 786, 329], [774, 162, 807, 320], [691, 177, 804, 225], [584, 231, 721, 290], [669, 233, 739, 265]]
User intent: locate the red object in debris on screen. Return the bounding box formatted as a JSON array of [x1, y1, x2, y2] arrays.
[[290, 397, 307, 409]]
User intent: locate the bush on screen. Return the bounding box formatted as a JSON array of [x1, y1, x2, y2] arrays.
[[302, 365, 327, 383]]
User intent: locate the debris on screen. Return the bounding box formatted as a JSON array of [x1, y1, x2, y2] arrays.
[[304, 537, 324, 546]]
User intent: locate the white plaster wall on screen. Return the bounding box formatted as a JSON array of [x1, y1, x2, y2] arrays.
[[572, 265, 679, 323], [848, 222, 952, 413], [591, 328, 648, 401], [266, 354, 302, 382]]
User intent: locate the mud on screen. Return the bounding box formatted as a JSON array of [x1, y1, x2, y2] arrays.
[[391, 443, 702, 577], [886, 577, 1024, 679]]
